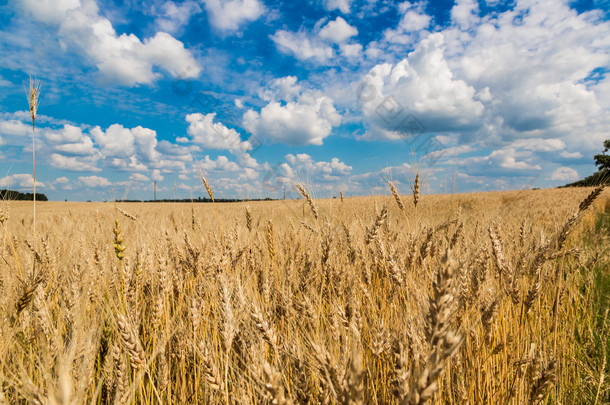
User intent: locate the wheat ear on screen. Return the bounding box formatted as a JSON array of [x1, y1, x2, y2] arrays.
[[296, 184, 318, 220]]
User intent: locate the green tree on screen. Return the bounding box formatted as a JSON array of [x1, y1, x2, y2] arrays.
[[593, 139, 610, 172]]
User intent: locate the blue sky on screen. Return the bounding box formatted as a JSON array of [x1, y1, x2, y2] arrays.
[[0, 0, 608, 201]]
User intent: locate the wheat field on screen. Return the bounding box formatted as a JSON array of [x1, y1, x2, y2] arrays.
[[0, 185, 608, 404]]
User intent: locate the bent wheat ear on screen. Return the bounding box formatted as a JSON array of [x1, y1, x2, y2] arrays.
[[116, 313, 147, 370], [296, 184, 318, 219], [199, 169, 214, 200], [389, 181, 406, 213]]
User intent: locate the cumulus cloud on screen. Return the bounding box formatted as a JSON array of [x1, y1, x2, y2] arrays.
[[87, 123, 183, 171], [50, 153, 101, 171], [271, 30, 334, 63], [560, 151, 583, 159], [202, 0, 264, 32], [132, 126, 161, 162], [319, 17, 358, 44], [340, 43, 362, 58], [45, 124, 98, 156], [285, 153, 352, 179], [186, 113, 252, 153], [0, 119, 30, 137], [323, 0, 352, 13], [155, 1, 201, 35], [450, 0, 610, 154], [152, 169, 164, 182], [130, 173, 150, 182], [243, 79, 341, 145], [511, 138, 566, 152], [450, 0, 480, 31], [91, 124, 135, 158], [459, 148, 542, 177], [0, 173, 44, 189], [79, 175, 112, 188], [358, 33, 484, 140], [199, 155, 241, 172], [0, 111, 193, 175], [272, 17, 362, 63], [20, 0, 201, 86], [260, 76, 302, 102], [262, 154, 352, 195], [551, 167, 580, 182], [357, 0, 609, 183], [381, 2, 431, 46]]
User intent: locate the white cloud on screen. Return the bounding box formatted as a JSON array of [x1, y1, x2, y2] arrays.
[[260, 154, 352, 195], [21, 0, 201, 86], [359, 33, 484, 140], [381, 2, 431, 46], [152, 169, 164, 182], [0, 173, 45, 189], [239, 167, 259, 180], [186, 113, 252, 154], [130, 173, 150, 182], [450, 0, 610, 155], [132, 126, 161, 162], [319, 17, 358, 44], [91, 124, 135, 158], [271, 30, 334, 63], [45, 124, 98, 156], [54, 176, 69, 184], [398, 4, 431, 32], [50, 153, 101, 171], [459, 148, 542, 177], [560, 151, 583, 159], [451, 0, 480, 31], [511, 138, 566, 152], [359, 0, 609, 183], [20, 0, 80, 24], [79, 175, 112, 188], [260, 76, 302, 102], [285, 153, 352, 178], [323, 0, 352, 13], [272, 17, 362, 63], [340, 43, 362, 58], [35, 121, 187, 174], [551, 167, 580, 181], [202, 0, 264, 32], [243, 80, 341, 146], [155, 1, 201, 34], [199, 155, 241, 172], [0, 119, 31, 137], [490, 149, 541, 171]]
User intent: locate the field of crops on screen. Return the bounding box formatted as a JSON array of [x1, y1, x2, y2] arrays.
[[0, 185, 608, 404]]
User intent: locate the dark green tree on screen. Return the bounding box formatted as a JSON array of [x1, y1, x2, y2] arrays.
[[562, 139, 610, 187], [593, 139, 610, 172]]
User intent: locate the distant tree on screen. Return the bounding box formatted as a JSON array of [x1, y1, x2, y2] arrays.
[[563, 139, 610, 187], [0, 189, 48, 201], [593, 139, 610, 172]]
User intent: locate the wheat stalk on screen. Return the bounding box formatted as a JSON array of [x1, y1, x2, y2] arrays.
[[26, 76, 41, 273]]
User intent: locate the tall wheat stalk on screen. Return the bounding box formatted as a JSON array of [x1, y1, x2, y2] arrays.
[[198, 165, 225, 246], [26, 76, 41, 271]]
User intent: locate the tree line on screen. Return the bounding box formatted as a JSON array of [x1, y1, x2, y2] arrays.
[[0, 189, 48, 201]]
